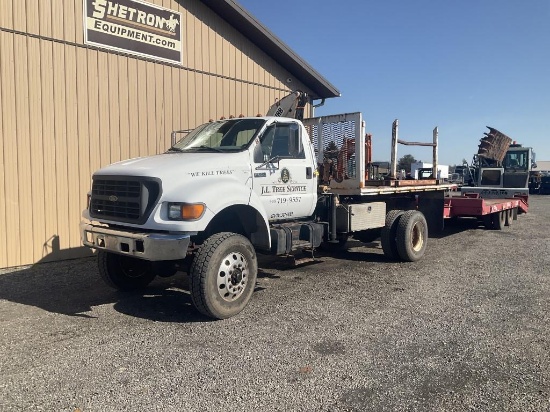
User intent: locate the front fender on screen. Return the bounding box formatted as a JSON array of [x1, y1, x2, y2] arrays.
[[157, 179, 271, 245]]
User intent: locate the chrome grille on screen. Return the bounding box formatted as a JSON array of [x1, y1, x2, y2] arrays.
[[92, 180, 141, 198], [90, 177, 160, 223]]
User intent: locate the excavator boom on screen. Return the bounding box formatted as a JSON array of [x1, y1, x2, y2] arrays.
[[266, 91, 308, 121]]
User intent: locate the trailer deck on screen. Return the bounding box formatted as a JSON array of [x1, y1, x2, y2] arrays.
[[443, 193, 529, 218]]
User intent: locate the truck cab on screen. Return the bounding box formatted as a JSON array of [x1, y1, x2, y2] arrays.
[[82, 116, 318, 258], [81, 116, 324, 319]]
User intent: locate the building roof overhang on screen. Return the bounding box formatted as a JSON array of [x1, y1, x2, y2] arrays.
[[200, 0, 340, 100]]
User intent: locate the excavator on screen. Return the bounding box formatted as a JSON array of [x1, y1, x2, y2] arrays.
[[463, 127, 536, 191]]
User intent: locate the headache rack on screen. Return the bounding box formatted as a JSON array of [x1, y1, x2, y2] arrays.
[[303, 113, 451, 195]]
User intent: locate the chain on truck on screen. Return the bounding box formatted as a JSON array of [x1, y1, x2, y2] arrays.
[[80, 92, 528, 319]]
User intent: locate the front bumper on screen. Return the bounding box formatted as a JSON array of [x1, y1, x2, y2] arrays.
[[80, 221, 191, 261]]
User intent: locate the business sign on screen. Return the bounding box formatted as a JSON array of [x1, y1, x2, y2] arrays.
[[84, 0, 182, 65]]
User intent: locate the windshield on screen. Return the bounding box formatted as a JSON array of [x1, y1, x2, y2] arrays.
[[504, 149, 529, 171], [169, 118, 266, 152]]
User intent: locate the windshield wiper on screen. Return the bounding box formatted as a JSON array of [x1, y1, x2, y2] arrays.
[[192, 145, 224, 152], [167, 146, 184, 153]]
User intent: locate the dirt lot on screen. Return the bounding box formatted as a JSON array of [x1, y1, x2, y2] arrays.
[[1, 196, 549, 411]]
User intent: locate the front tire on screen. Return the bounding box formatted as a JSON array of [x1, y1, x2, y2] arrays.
[[189, 232, 257, 319], [98, 251, 156, 291]]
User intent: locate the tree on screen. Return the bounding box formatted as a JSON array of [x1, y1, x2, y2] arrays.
[[325, 141, 338, 153], [397, 154, 416, 173]]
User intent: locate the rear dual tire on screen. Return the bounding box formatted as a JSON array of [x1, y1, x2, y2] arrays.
[[381, 210, 428, 262], [381, 210, 404, 260], [395, 211, 428, 262]]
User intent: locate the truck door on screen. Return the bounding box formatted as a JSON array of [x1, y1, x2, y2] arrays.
[[251, 121, 317, 221]]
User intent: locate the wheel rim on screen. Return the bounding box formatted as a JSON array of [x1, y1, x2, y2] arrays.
[[411, 222, 424, 252], [216, 252, 249, 301]]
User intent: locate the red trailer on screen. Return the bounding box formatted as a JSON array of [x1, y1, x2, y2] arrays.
[[443, 192, 529, 230]]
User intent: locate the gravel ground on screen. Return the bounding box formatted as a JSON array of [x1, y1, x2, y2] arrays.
[[1, 196, 549, 411]]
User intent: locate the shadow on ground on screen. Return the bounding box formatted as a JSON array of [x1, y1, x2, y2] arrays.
[[0, 219, 482, 321], [0, 256, 280, 323]]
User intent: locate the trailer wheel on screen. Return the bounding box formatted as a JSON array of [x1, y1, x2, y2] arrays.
[[493, 211, 506, 230], [189, 232, 257, 319], [505, 208, 514, 227], [482, 214, 494, 230], [97, 251, 156, 291], [381, 210, 404, 260], [396, 210, 428, 262]]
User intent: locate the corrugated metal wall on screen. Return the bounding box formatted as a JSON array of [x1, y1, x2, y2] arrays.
[[0, 0, 311, 268]]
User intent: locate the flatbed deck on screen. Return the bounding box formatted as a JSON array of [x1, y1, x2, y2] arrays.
[[330, 183, 457, 197]]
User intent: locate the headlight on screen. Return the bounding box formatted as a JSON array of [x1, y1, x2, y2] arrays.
[[168, 203, 206, 220]]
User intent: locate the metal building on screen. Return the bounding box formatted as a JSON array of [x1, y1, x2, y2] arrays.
[[0, 0, 339, 268]]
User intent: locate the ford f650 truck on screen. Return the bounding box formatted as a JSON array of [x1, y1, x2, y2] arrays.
[[80, 100, 464, 319]]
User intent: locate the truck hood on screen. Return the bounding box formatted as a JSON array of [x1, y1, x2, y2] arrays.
[[93, 152, 251, 181]]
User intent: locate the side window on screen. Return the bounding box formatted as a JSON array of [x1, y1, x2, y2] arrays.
[[270, 127, 291, 157], [288, 124, 304, 158], [256, 123, 304, 162]]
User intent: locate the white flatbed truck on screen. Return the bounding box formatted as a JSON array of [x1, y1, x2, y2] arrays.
[[81, 108, 457, 319]]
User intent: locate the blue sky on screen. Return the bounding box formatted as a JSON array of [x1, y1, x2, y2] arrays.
[[238, 0, 550, 165]]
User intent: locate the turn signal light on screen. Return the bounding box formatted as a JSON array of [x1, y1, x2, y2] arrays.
[[168, 203, 205, 220]]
